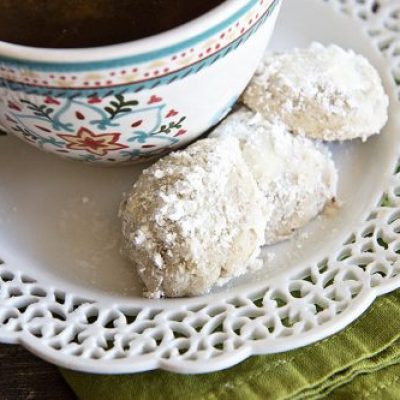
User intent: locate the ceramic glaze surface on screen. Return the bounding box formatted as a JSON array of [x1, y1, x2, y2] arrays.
[[0, 0, 280, 163]]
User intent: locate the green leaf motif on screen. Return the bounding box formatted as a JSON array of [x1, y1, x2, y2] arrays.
[[153, 116, 187, 135], [20, 99, 54, 121], [105, 95, 139, 120], [124, 100, 139, 106]]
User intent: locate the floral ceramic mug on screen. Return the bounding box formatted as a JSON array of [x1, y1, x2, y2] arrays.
[[0, 0, 281, 164]]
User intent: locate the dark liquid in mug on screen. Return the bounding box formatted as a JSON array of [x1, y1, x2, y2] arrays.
[[0, 0, 225, 48]]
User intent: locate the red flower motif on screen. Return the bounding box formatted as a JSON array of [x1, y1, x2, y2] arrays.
[[131, 119, 143, 127], [8, 101, 21, 111], [166, 109, 178, 118], [44, 96, 60, 105], [58, 127, 128, 156], [88, 96, 102, 104], [174, 129, 187, 137], [148, 95, 162, 104]]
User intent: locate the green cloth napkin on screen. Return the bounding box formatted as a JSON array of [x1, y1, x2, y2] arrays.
[[62, 290, 400, 400]]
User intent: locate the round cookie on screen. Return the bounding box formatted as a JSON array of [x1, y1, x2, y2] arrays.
[[210, 109, 338, 244], [120, 138, 269, 298], [242, 42, 388, 141]]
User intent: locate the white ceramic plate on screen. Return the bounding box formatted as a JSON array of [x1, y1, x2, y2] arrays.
[[1, 0, 400, 374]]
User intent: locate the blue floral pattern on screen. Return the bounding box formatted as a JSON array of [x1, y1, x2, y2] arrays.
[[3, 94, 187, 162]]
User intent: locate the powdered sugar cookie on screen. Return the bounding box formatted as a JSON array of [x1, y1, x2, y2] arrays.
[[242, 43, 388, 141], [210, 108, 338, 244], [120, 138, 269, 298]]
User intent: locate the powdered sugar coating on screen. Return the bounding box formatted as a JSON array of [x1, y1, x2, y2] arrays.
[[243, 43, 389, 141], [210, 109, 338, 244], [120, 138, 269, 298]]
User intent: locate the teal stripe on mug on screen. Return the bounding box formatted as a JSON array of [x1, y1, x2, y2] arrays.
[[0, 2, 277, 97], [0, 0, 259, 72]]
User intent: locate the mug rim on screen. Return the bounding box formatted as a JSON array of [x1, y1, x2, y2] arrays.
[[0, 0, 256, 64]]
